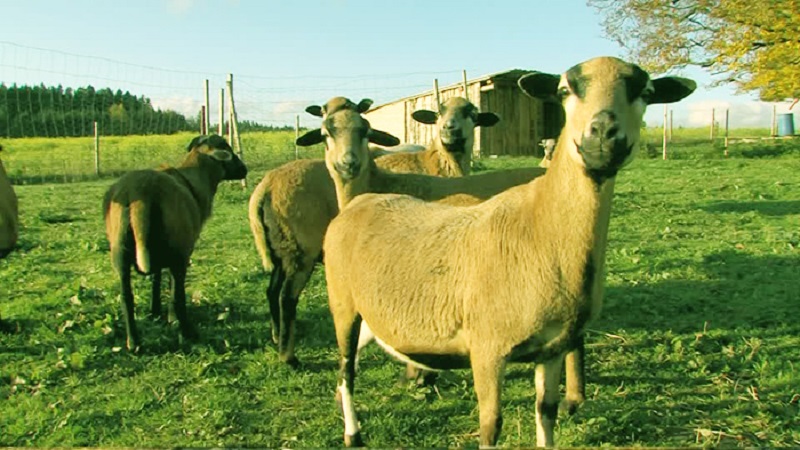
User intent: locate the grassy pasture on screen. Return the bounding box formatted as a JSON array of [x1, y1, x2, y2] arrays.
[[0, 132, 798, 447]]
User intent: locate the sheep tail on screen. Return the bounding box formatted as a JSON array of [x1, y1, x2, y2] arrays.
[[248, 180, 274, 272], [129, 200, 151, 273]]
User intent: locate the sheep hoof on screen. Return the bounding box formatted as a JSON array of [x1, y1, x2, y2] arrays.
[[180, 326, 200, 342], [281, 355, 300, 369], [344, 431, 364, 447], [560, 397, 584, 416]]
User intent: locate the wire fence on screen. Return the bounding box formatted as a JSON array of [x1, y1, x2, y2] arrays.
[[1, 40, 797, 184]]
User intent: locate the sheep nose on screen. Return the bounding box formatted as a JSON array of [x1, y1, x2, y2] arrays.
[[443, 118, 459, 130], [335, 154, 360, 178], [589, 111, 619, 140]]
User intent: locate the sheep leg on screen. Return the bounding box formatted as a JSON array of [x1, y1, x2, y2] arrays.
[[335, 312, 364, 447], [277, 265, 313, 367], [150, 269, 163, 321], [471, 354, 506, 447], [118, 263, 139, 351], [404, 364, 438, 386], [266, 263, 286, 345], [562, 337, 586, 415], [277, 280, 299, 367], [170, 264, 199, 343], [535, 357, 564, 448]]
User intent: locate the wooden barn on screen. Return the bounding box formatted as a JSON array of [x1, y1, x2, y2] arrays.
[[364, 69, 564, 157]]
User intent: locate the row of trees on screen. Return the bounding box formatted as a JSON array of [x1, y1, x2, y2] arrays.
[[0, 83, 194, 138], [588, 0, 799, 102]]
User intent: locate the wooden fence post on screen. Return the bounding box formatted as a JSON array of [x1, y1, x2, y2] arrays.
[[94, 121, 100, 176], [218, 88, 225, 136], [203, 79, 210, 136], [771, 104, 777, 136], [710, 108, 715, 142], [295, 114, 300, 160], [226, 73, 246, 188], [662, 104, 668, 160], [724, 109, 730, 157]]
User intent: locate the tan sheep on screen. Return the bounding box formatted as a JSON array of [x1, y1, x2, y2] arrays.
[[103, 135, 247, 351], [322, 56, 696, 448], [250, 97, 543, 366], [374, 96, 499, 176], [0, 144, 18, 259]]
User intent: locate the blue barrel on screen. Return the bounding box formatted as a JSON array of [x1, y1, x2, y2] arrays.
[[777, 113, 795, 136]]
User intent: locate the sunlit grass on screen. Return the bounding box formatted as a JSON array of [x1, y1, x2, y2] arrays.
[[0, 133, 798, 447]]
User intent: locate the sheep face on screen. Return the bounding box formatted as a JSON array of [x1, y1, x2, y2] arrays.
[[518, 57, 695, 181], [412, 97, 500, 154], [187, 134, 248, 180], [321, 109, 372, 181], [296, 98, 400, 180]]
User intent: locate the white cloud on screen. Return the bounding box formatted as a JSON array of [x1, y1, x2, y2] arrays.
[[273, 101, 308, 116], [166, 0, 196, 15], [151, 96, 202, 118], [645, 99, 795, 129]]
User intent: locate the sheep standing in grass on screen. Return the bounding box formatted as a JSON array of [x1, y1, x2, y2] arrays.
[[103, 135, 247, 351], [375, 96, 499, 176], [322, 56, 696, 447], [0, 145, 18, 259], [0, 144, 18, 330], [249, 97, 510, 366]]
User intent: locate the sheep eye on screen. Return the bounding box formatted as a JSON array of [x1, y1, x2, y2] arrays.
[[557, 86, 571, 100]]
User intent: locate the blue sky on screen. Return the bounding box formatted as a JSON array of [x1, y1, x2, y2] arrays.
[[1, 0, 787, 128]]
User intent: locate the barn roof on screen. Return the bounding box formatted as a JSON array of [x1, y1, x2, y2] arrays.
[[368, 68, 532, 113]]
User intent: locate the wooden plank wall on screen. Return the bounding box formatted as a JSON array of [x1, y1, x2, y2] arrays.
[[365, 76, 550, 155]]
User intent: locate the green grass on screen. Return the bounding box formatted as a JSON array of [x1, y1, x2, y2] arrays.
[[1, 134, 799, 447], [1, 131, 320, 185]]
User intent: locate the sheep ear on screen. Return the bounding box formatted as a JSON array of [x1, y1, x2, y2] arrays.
[[476, 112, 500, 128], [368, 129, 400, 147], [187, 135, 208, 152], [305, 105, 323, 117], [296, 128, 324, 146], [411, 110, 438, 125], [207, 149, 233, 161], [648, 77, 697, 104], [518, 72, 560, 100], [195, 143, 233, 161], [357, 99, 374, 113]]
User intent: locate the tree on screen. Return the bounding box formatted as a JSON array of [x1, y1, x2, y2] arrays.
[[587, 0, 800, 101]]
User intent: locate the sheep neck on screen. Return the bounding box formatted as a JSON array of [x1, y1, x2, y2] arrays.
[[432, 138, 471, 176], [173, 156, 224, 220], [522, 139, 617, 305], [332, 162, 372, 209]]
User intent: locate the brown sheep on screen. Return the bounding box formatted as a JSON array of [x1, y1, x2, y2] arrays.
[[0, 144, 18, 259], [103, 135, 247, 350], [0, 144, 19, 330], [322, 57, 696, 447]]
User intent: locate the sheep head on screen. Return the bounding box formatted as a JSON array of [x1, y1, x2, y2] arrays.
[[411, 97, 500, 154], [297, 98, 399, 180], [305, 97, 373, 118], [187, 134, 248, 180], [518, 56, 695, 181]]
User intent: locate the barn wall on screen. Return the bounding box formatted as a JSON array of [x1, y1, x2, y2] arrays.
[[479, 83, 545, 157], [365, 73, 553, 155], [362, 102, 408, 144]]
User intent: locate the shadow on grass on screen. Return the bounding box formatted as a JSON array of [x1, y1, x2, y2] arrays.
[[600, 249, 799, 333], [701, 199, 800, 216]]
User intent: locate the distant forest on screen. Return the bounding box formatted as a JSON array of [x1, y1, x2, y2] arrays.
[[0, 83, 290, 138]]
